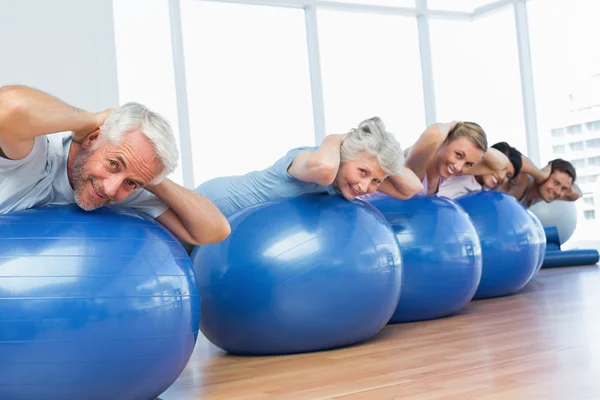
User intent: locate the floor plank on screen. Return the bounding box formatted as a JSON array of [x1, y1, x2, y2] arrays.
[[159, 265, 600, 399]]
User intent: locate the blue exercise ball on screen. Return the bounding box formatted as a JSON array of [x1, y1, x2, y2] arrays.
[[527, 210, 547, 275], [191, 195, 402, 355], [365, 194, 482, 323], [456, 192, 540, 299], [0, 205, 199, 400]]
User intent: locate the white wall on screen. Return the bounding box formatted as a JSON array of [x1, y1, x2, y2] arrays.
[[0, 0, 119, 111]]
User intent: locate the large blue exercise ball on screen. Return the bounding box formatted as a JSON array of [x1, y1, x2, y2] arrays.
[[456, 192, 541, 299], [0, 206, 199, 400], [191, 195, 402, 355], [365, 194, 482, 323], [527, 210, 547, 274]]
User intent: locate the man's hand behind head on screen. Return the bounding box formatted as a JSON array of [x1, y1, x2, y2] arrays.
[[72, 108, 114, 143]]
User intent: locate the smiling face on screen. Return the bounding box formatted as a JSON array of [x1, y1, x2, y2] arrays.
[[538, 170, 573, 202], [481, 161, 516, 189], [437, 136, 484, 179], [333, 153, 387, 201], [71, 129, 162, 211]]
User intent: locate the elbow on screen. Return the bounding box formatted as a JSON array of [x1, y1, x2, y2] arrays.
[[402, 180, 424, 198], [493, 160, 508, 172], [424, 125, 445, 142], [216, 219, 232, 242], [485, 149, 508, 172], [495, 155, 509, 171], [191, 217, 231, 246], [0, 86, 26, 124], [411, 181, 425, 196]]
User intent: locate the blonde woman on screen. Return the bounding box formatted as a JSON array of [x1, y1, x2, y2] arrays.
[[404, 121, 508, 196]]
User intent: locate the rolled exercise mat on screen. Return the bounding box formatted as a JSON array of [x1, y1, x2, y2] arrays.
[[545, 242, 561, 252], [542, 249, 600, 268], [544, 226, 561, 247]]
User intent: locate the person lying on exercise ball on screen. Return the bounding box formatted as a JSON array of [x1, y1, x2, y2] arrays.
[[497, 157, 581, 208], [437, 141, 522, 199], [404, 121, 508, 196], [0, 85, 230, 245], [194, 116, 423, 219]]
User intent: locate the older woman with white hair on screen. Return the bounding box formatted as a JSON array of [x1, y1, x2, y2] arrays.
[[194, 116, 424, 219], [183, 117, 421, 254]]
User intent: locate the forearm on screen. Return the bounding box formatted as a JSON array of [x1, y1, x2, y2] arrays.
[[563, 183, 583, 201], [465, 148, 508, 176], [149, 179, 230, 245], [289, 134, 343, 185], [521, 155, 547, 182], [377, 168, 424, 199], [0, 85, 96, 140], [309, 134, 343, 169]]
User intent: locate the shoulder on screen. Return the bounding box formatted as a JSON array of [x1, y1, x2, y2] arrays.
[[282, 146, 319, 161], [272, 146, 319, 173], [0, 135, 48, 167]]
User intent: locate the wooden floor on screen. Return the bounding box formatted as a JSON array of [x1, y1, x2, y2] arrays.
[[160, 265, 600, 400]]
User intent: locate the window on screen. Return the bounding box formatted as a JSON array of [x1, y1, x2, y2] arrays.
[[586, 120, 600, 131], [112, 0, 184, 185], [427, 0, 495, 13], [588, 156, 600, 166], [318, 10, 425, 148], [430, 10, 526, 152], [180, 2, 315, 186], [551, 128, 565, 138], [586, 138, 600, 148], [570, 158, 586, 168], [552, 144, 566, 154], [569, 141, 585, 151], [584, 210, 596, 220], [529, 0, 600, 243], [583, 196, 595, 206], [326, 0, 415, 6], [566, 124, 582, 134]]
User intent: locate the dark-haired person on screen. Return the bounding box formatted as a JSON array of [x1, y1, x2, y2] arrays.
[[499, 158, 581, 208], [436, 141, 517, 199]]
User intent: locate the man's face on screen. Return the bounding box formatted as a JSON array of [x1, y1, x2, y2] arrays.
[[72, 129, 162, 211], [538, 170, 573, 202]]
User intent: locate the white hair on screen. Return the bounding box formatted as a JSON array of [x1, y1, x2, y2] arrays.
[[340, 117, 404, 175], [97, 102, 179, 184]]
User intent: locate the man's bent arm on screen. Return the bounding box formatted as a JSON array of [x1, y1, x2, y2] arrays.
[[149, 179, 231, 246], [0, 85, 104, 159]]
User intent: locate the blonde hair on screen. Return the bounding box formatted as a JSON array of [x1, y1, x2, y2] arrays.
[[340, 117, 404, 176], [445, 121, 488, 151]]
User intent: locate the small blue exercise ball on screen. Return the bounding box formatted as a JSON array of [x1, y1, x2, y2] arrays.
[[191, 195, 402, 355], [0, 205, 199, 400], [456, 191, 540, 299], [527, 210, 547, 274], [365, 194, 482, 323]]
